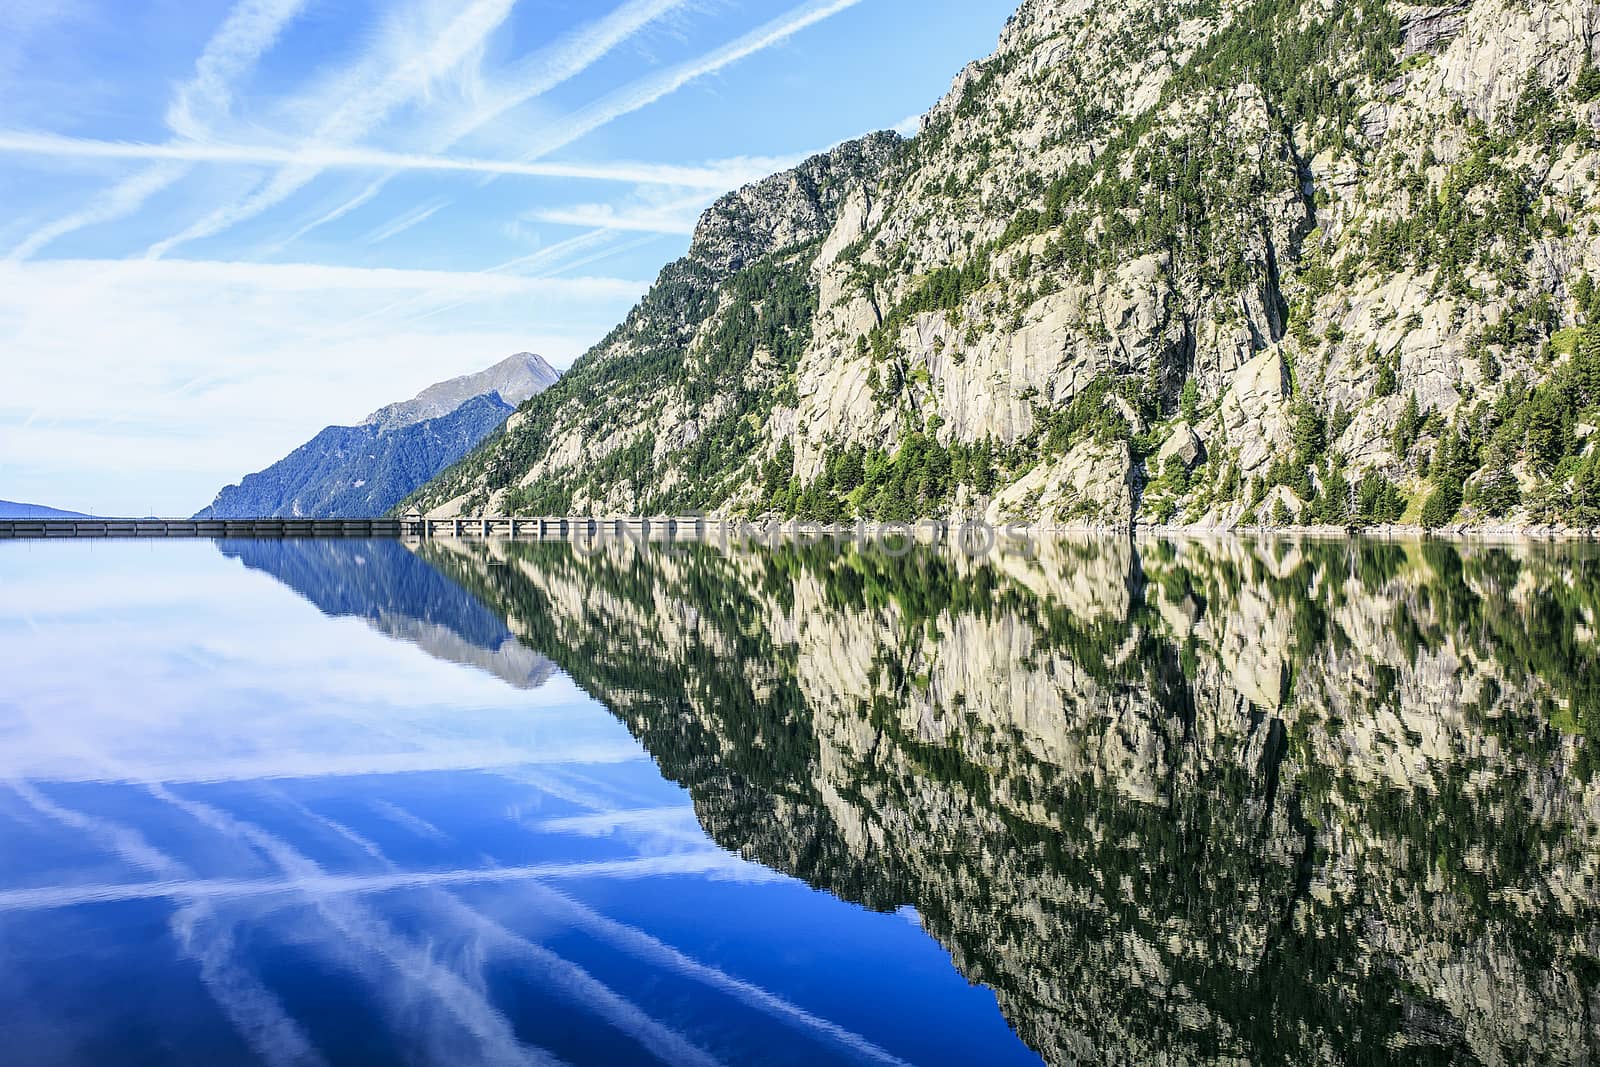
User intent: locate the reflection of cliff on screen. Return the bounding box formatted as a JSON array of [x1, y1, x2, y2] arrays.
[[416, 536, 1600, 1066], [220, 539, 555, 689]]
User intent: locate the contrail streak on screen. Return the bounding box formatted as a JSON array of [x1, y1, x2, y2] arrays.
[[0, 131, 786, 190], [6, 0, 309, 260], [0, 851, 780, 911]]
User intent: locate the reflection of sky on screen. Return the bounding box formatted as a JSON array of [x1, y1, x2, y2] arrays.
[[0, 539, 638, 783], [0, 541, 1040, 1066]]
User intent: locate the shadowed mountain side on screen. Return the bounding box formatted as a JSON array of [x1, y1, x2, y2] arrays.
[[219, 538, 555, 690], [199, 393, 516, 520], [412, 535, 1600, 1066]]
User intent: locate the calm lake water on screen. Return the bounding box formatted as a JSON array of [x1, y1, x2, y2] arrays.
[[1, 534, 1597, 1065]]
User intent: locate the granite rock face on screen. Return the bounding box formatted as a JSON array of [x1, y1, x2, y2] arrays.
[[412, 0, 1600, 529]]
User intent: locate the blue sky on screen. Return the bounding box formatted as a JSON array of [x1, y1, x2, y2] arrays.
[[0, 0, 1016, 516]]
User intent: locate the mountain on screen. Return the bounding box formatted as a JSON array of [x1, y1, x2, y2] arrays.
[[200, 353, 558, 518], [416, 535, 1600, 1064], [363, 351, 560, 432], [218, 538, 555, 689], [0, 500, 88, 519], [409, 0, 1600, 531]]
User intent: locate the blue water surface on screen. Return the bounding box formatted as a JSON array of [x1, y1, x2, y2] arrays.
[[0, 539, 1039, 1067]]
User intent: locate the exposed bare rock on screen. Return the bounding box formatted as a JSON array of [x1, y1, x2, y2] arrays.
[[410, 0, 1600, 533]]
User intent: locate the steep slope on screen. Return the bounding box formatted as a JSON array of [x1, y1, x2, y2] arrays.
[[406, 135, 900, 518], [200, 353, 558, 518], [413, 0, 1600, 531]]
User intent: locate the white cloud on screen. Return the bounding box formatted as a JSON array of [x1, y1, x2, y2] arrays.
[[278, 0, 696, 245], [269, 0, 863, 252], [363, 199, 448, 243], [165, 0, 314, 141], [512, 0, 867, 166], [527, 192, 713, 235], [0, 257, 643, 296], [0, 1, 92, 94], [143, 0, 519, 259], [529, 207, 691, 235], [0, 130, 799, 191], [6, 0, 310, 260], [0, 258, 646, 514], [7, 160, 191, 262], [524, 232, 665, 278]]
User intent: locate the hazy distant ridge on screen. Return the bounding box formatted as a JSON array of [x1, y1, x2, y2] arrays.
[[0, 500, 89, 519]]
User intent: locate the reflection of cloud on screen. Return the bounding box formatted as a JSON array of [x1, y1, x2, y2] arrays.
[[173, 913, 331, 1067], [0, 852, 781, 912], [538, 806, 708, 848], [528, 884, 916, 1067], [148, 782, 565, 1067], [0, 782, 760, 1064], [0, 539, 970, 1065], [0, 543, 639, 786], [12, 782, 327, 1067], [369, 798, 446, 841], [295, 802, 728, 1067]]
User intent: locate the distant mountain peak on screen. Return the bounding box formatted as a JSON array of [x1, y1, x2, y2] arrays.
[[197, 352, 559, 519], [363, 352, 559, 433]]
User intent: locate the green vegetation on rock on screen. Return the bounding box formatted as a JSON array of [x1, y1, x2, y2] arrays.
[[405, 0, 1600, 533]]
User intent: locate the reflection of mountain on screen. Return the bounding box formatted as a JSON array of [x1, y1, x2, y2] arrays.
[[415, 535, 1600, 1066], [220, 539, 555, 690]]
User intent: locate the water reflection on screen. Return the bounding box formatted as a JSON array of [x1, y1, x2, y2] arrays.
[[220, 538, 556, 689], [0, 540, 1037, 1067], [4, 534, 1599, 1064], [414, 534, 1600, 1065]]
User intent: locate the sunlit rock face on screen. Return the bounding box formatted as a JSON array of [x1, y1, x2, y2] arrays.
[[419, 533, 1600, 1066], [412, 0, 1600, 531]]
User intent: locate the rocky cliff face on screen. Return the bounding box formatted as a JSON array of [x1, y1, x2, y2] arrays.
[[410, 0, 1600, 531], [416, 534, 1600, 1065], [200, 353, 558, 518]]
